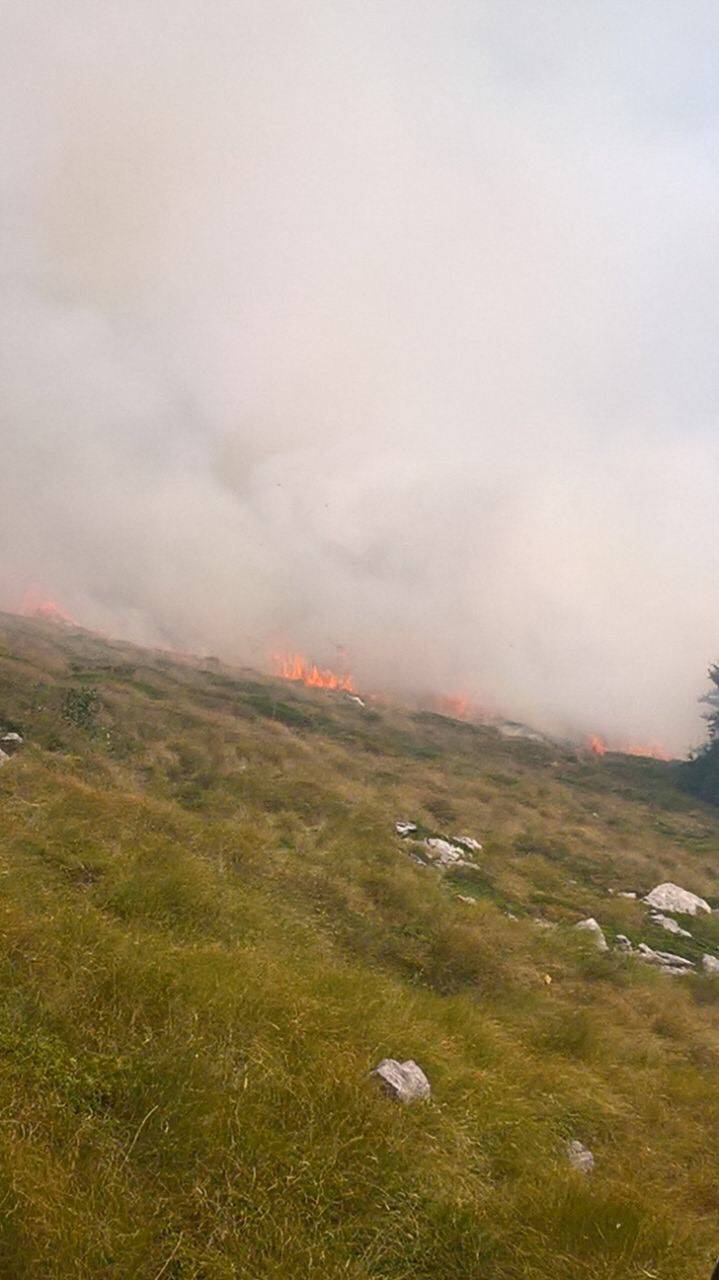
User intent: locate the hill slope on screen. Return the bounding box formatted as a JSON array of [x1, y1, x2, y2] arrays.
[[0, 612, 718, 1279]]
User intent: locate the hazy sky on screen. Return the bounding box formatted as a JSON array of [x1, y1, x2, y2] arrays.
[[2, 1, 718, 751]]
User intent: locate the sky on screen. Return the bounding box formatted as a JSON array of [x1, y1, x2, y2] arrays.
[[1, 0, 718, 752]]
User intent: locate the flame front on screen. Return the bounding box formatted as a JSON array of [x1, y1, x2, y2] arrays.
[[20, 589, 76, 626], [272, 652, 357, 693], [587, 733, 669, 760]]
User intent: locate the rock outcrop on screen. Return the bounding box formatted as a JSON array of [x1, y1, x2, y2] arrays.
[[643, 883, 710, 916], [424, 838, 475, 868]]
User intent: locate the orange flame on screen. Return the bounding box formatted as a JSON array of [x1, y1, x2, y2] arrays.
[[272, 652, 357, 693], [20, 589, 76, 626], [587, 733, 669, 760], [435, 693, 471, 720]]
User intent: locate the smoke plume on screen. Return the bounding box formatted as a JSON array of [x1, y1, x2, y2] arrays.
[[2, 1, 719, 752]]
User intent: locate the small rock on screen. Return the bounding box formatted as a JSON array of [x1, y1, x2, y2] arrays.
[[506, 911, 518, 921], [395, 822, 418, 838], [643, 883, 710, 916], [615, 934, 634, 953], [650, 912, 692, 938], [574, 918, 608, 951], [452, 835, 482, 853], [347, 694, 366, 707], [0, 748, 9, 768], [617, 891, 637, 899], [636, 943, 694, 971], [424, 838, 467, 866], [702, 954, 719, 975], [457, 895, 477, 905], [371, 1059, 431, 1104], [0, 733, 23, 744], [533, 918, 557, 929], [566, 1139, 595, 1174]]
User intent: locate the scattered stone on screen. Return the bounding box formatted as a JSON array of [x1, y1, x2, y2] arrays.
[[395, 822, 418, 838], [347, 694, 366, 708], [574, 918, 608, 951], [506, 911, 518, 921], [615, 934, 634, 952], [636, 943, 694, 973], [702, 954, 719, 975], [533, 918, 557, 930], [371, 1059, 431, 1104], [617, 891, 637, 899], [650, 912, 692, 938], [643, 883, 710, 916], [457, 895, 477, 905], [0, 731, 23, 765], [424, 838, 468, 867], [452, 835, 482, 853], [566, 1139, 595, 1174]]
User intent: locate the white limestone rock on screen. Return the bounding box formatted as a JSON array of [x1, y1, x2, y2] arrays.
[[702, 954, 719, 975], [643, 883, 710, 916], [636, 943, 694, 973], [371, 1058, 431, 1104], [566, 1139, 595, 1174], [395, 822, 418, 838], [424, 838, 467, 867], [615, 934, 634, 953], [574, 918, 608, 951], [452, 835, 482, 853], [650, 912, 691, 938]]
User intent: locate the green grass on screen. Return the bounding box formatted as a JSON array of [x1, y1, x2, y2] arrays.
[[0, 611, 718, 1277]]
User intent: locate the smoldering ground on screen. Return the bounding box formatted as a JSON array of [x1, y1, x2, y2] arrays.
[[2, 1, 719, 752]]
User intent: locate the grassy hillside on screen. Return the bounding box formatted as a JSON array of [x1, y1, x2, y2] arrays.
[[1, 612, 719, 1279]]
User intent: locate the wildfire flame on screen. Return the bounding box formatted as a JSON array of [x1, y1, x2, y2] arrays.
[[20, 589, 76, 626], [587, 733, 669, 761], [272, 652, 357, 693], [434, 693, 471, 721]]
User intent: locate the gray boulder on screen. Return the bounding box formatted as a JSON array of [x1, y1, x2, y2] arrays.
[[371, 1058, 431, 1104], [566, 1139, 595, 1173], [574, 918, 608, 951], [395, 821, 418, 837], [452, 835, 482, 853], [643, 882, 710, 916], [650, 912, 691, 939], [424, 838, 468, 867], [636, 943, 694, 973], [702, 954, 719, 975]]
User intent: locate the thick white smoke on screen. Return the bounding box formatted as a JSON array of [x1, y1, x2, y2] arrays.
[[2, 1, 718, 752]]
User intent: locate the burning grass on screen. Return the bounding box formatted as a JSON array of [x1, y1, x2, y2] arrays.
[[0, 612, 717, 1276]]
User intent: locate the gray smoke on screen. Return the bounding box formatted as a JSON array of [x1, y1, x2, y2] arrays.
[[2, 1, 718, 752]]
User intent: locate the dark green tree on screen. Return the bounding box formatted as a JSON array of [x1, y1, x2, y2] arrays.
[[681, 664, 719, 804]]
